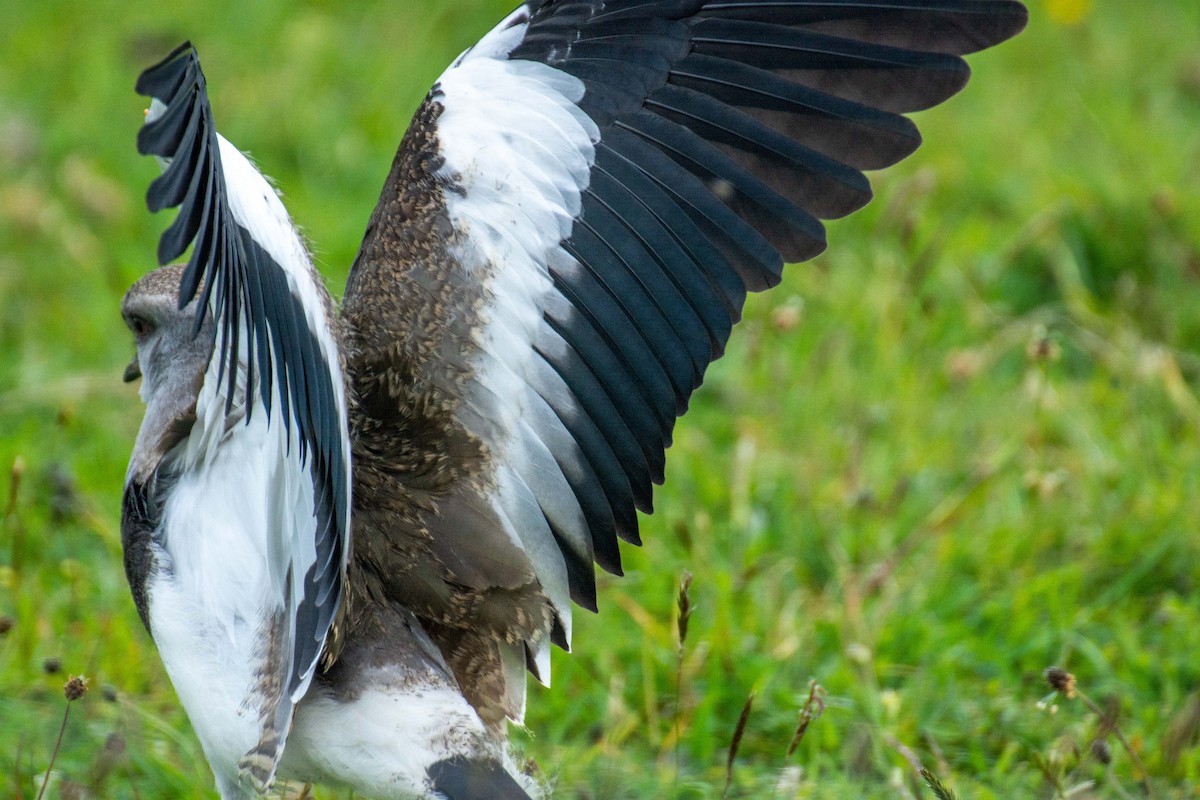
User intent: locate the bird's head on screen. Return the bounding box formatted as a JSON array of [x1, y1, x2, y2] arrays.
[[121, 265, 214, 480]]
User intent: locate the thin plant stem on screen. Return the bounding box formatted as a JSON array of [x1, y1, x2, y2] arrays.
[[1076, 688, 1151, 798], [14, 736, 25, 800], [35, 703, 71, 800]]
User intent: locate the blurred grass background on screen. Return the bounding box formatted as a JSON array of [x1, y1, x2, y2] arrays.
[[2, 0, 1200, 797]]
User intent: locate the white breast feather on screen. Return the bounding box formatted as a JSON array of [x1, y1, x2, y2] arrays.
[[151, 397, 314, 792]]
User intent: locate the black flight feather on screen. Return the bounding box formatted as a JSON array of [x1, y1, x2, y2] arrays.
[[481, 0, 1026, 615], [135, 42, 348, 713]]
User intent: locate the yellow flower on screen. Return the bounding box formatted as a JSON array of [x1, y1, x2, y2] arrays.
[[1046, 0, 1093, 26]]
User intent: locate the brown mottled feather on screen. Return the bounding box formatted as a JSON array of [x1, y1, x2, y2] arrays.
[[340, 95, 550, 727]]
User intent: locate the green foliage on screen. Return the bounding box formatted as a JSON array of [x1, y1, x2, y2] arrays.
[[2, 1, 1200, 797]]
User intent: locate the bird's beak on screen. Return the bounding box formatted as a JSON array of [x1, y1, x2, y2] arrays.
[[123, 356, 142, 383]]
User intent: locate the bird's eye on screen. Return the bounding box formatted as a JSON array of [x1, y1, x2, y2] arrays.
[[128, 315, 155, 338]]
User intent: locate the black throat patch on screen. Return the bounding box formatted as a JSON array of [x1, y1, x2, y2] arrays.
[[120, 477, 165, 634]]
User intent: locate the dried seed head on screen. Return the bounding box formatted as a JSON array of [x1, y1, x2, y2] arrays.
[[0, 615, 13, 635], [724, 691, 755, 798], [676, 571, 694, 647], [1090, 739, 1112, 765], [1026, 329, 1062, 363], [787, 681, 826, 758], [1045, 667, 1077, 697], [43, 657, 62, 674], [920, 767, 959, 800], [101, 684, 119, 703], [64, 675, 88, 702]]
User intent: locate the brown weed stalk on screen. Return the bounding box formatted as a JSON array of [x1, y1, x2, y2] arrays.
[[786, 680, 825, 758], [723, 691, 754, 799], [37, 676, 87, 800], [674, 570, 693, 783], [14, 737, 25, 800], [1043, 667, 1151, 797]]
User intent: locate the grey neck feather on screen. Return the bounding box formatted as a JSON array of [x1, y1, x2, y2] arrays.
[[123, 267, 215, 484]]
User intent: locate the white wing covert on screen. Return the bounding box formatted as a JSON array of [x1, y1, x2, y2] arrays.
[[341, 0, 1027, 722], [136, 43, 351, 788]]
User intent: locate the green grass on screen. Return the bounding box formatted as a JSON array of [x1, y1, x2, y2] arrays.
[[3, 1, 1200, 797]]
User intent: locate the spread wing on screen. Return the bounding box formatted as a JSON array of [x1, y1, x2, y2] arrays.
[[136, 43, 351, 789], [342, 0, 1026, 701]]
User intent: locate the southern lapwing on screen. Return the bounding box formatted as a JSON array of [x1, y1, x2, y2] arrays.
[[120, 2, 1028, 798]]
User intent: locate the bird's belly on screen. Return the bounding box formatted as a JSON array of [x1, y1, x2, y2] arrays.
[[280, 681, 489, 799], [277, 602, 509, 799], [147, 567, 264, 798]]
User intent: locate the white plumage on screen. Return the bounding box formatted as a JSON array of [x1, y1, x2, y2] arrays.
[[211, 133, 352, 702], [436, 16, 601, 667], [283, 684, 492, 798], [149, 418, 291, 800]]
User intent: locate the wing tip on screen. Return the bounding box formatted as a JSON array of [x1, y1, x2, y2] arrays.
[[960, 2, 1030, 55], [135, 39, 197, 99]]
